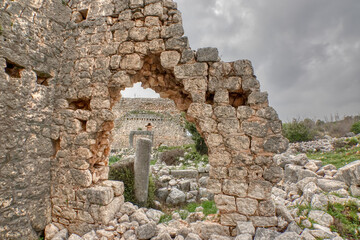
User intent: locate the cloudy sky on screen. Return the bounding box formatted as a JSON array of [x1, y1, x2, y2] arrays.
[[122, 0, 360, 121]]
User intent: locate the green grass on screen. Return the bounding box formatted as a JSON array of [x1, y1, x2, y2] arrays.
[[327, 201, 360, 239], [109, 155, 121, 165], [185, 201, 217, 216], [159, 213, 172, 223], [306, 145, 360, 168]]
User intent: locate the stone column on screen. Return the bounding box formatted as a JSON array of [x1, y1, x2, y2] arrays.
[[134, 138, 152, 206]]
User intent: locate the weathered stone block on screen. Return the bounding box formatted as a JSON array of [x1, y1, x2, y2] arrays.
[[196, 47, 219, 62], [247, 180, 272, 200], [70, 169, 92, 187], [85, 186, 114, 205], [120, 54, 143, 70], [214, 194, 237, 213], [174, 62, 208, 79], [221, 213, 247, 226], [250, 216, 278, 227], [160, 51, 181, 69], [236, 198, 258, 215], [223, 180, 248, 197], [161, 23, 184, 38], [233, 60, 253, 76], [236, 221, 255, 236], [144, 2, 163, 17], [263, 136, 289, 154]]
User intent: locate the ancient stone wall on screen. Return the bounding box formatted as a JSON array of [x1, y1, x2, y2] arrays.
[[112, 98, 193, 149], [0, 1, 71, 239], [0, 0, 289, 238]]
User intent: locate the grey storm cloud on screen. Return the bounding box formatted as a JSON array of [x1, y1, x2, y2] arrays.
[[175, 0, 360, 120]]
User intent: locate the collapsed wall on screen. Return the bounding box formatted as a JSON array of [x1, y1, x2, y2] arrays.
[[112, 98, 193, 149], [0, 0, 289, 239]]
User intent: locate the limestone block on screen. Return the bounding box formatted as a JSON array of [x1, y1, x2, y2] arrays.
[[258, 200, 275, 217], [350, 185, 360, 197], [129, 27, 149, 41], [148, 26, 161, 40], [191, 222, 230, 240], [236, 221, 255, 236], [174, 63, 208, 79], [90, 98, 110, 110], [308, 210, 333, 227], [256, 107, 279, 120], [250, 216, 278, 227], [68, 234, 83, 240], [74, 109, 91, 121], [235, 234, 252, 240], [88, 0, 114, 18], [218, 118, 240, 134], [317, 179, 348, 192], [119, 42, 135, 54], [196, 47, 219, 62], [207, 178, 222, 194], [160, 51, 181, 69], [166, 188, 186, 205], [130, 209, 150, 225], [145, 16, 161, 26], [144, 2, 163, 17], [208, 151, 231, 167], [198, 118, 217, 133], [263, 166, 284, 184], [214, 194, 236, 213], [170, 170, 198, 178], [135, 42, 149, 54], [233, 60, 253, 76], [161, 23, 184, 38], [214, 106, 237, 119], [130, 0, 144, 8], [111, 71, 132, 87], [120, 54, 143, 70], [228, 167, 248, 180], [334, 160, 360, 186], [270, 120, 282, 134], [247, 180, 272, 200], [264, 136, 289, 154], [165, 36, 190, 50], [45, 223, 59, 240], [242, 121, 268, 138], [223, 180, 248, 197], [149, 39, 165, 53], [206, 134, 223, 148], [70, 169, 92, 187], [236, 197, 258, 215], [85, 186, 114, 205], [225, 135, 250, 151], [209, 166, 228, 179], [99, 196, 124, 225], [275, 232, 302, 240], [248, 91, 268, 105], [242, 76, 260, 92], [253, 228, 281, 240], [136, 222, 158, 239], [214, 89, 229, 104], [101, 180, 124, 196], [220, 213, 246, 226], [187, 103, 212, 119]]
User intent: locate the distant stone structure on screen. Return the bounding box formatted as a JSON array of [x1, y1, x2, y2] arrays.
[[112, 98, 193, 149], [0, 0, 288, 238]]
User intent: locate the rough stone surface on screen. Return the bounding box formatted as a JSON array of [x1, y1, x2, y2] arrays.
[[0, 0, 288, 237]]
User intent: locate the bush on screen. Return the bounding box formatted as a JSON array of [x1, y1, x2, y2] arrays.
[[351, 121, 360, 134], [159, 149, 185, 165], [184, 120, 208, 155], [109, 158, 155, 208], [282, 120, 315, 143]]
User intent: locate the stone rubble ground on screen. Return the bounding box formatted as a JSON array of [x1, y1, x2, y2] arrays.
[[47, 137, 360, 240]]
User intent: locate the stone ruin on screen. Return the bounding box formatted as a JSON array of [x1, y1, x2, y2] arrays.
[[111, 98, 193, 149], [0, 0, 288, 239]]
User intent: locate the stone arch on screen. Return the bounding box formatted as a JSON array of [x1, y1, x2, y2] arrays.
[[49, 0, 289, 235]]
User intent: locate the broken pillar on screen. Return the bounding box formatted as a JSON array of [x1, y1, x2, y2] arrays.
[[134, 138, 152, 206]]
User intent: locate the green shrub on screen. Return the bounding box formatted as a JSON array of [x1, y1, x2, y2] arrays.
[[184, 120, 208, 155], [109, 155, 121, 165], [282, 120, 314, 143], [109, 161, 155, 208], [351, 121, 360, 134]]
